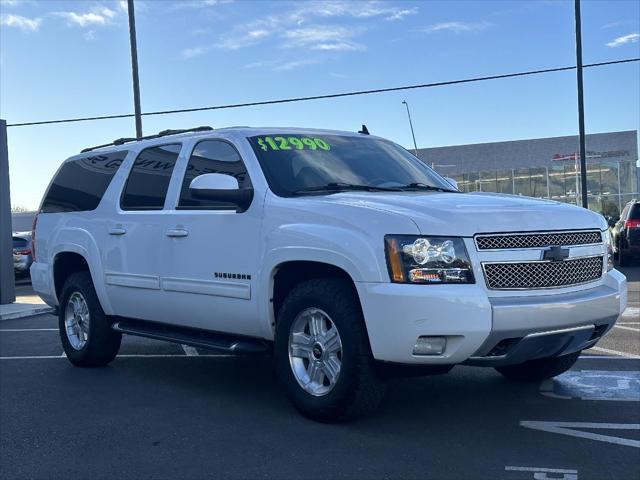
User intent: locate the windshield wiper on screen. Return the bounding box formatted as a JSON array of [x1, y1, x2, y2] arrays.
[[397, 182, 458, 193], [292, 182, 403, 196]]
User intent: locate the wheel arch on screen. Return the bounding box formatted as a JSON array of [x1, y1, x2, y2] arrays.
[[52, 243, 112, 315], [264, 259, 365, 338]]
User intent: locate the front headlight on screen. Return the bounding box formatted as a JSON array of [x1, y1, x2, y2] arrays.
[[604, 229, 614, 271], [385, 235, 475, 284]]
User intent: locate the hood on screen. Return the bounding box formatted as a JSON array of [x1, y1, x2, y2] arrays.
[[306, 191, 606, 237]]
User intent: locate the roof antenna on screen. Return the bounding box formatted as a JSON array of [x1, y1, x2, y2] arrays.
[[358, 124, 370, 135]]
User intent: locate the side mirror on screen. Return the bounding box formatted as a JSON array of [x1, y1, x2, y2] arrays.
[[607, 217, 618, 228], [443, 177, 458, 190], [189, 173, 253, 212]]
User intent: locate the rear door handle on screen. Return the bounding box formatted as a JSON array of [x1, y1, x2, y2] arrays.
[[108, 227, 127, 236], [166, 229, 189, 238]]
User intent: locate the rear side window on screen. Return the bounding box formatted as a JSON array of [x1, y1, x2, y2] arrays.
[[121, 144, 181, 210], [12, 237, 28, 250], [178, 140, 251, 210], [41, 151, 127, 213], [629, 204, 640, 220]]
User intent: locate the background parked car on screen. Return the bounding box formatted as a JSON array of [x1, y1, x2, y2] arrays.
[[612, 199, 640, 266], [12, 231, 33, 278]]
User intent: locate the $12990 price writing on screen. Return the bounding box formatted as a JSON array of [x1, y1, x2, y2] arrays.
[[257, 136, 331, 152]]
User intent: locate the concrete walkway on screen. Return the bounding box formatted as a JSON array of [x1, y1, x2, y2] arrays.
[[0, 295, 52, 321]]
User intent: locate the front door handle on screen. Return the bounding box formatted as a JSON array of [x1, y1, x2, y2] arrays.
[[166, 229, 189, 238], [108, 227, 127, 236]]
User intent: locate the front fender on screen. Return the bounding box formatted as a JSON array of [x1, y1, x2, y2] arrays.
[[256, 224, 385, 338]]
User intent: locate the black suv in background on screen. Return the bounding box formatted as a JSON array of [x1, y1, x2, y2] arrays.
[[612, 199, 640, 266]]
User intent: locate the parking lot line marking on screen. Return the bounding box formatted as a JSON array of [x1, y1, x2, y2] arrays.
[[614, 325, 640, 333], [181, 345, 199, 356], [0, 328, 58, 332], [589, 346, 640, 359], [618, 322, 640, 325], [0, 353, 234, 360], [580, 355, 639, 359], [520, 421, 640, 448], [505, 466, 578, 474], [622, 307, 640, 318]]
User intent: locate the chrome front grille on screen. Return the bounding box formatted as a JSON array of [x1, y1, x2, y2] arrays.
[[475, 230, 602, 250], [483, 256, 604, 290]]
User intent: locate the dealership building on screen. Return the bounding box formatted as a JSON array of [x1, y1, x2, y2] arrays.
[[416, 130, 639, 216]]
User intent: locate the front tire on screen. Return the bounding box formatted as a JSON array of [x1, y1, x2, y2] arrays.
[[495, 351, 580, 382], [274, 278, 385, 422], [59, 272, 121, 367]]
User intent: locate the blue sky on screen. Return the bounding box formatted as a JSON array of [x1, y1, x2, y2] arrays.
[[1, 0, 639, 210]]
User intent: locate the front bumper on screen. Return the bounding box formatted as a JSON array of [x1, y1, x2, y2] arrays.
[[356, 269, 626, 366]]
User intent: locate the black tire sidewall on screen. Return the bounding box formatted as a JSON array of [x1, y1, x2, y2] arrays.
[[59, 272, 120, 366], [274, 279, 377, 420]]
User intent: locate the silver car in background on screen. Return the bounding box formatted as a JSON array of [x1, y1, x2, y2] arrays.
[[12, 232, 33, 278]]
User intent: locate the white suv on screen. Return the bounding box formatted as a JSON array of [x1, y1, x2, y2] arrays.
[[31, 126, 626, 421]]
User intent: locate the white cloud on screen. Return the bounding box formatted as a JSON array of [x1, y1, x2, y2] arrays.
[[0, 13, 41, 32], [601, 21, 627, 29], [301, 1, 417, 21], [243, 58, 319, 71], [53, 6, 118, 28], [182, 46, 210, 59], [172, 0, 234, 9], [194, 1, 415, 53], [606, 32, 639, 47], [386, 8, 418, 21], [281, 26, 365, 51], [0, 0, 31, 6], [273, 59, 319, 71], [418, 21, 491, 34]]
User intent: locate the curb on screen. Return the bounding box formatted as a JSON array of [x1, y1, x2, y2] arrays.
[[0, 306, 54, 321]]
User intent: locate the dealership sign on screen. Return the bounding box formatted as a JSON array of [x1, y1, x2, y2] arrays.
[[552, 150, 630, 161]]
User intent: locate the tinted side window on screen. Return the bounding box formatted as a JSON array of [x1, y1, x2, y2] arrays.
[[178, 140, 251, 209], [41, 151, 126, 213], [121, 144, 181, 210], [12, 237, 28, 250]]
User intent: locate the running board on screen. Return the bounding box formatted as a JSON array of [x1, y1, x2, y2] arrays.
[[111, 319, 270, 355]]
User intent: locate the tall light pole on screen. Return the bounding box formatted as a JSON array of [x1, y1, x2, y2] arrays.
[[127, 0, 143, 138], [0, 119, 15, 305], [402, 100, 419, 156], [574, 0, 588, 208]]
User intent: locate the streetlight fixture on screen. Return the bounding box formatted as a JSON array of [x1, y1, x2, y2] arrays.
[[401, 100, 419, 156]]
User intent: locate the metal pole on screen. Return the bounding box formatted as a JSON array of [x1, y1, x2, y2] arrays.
[[127, 0, 143, 138], [574, 0, 589, 208], [0, 119, 16, 305], [402, 100, 419, 156]]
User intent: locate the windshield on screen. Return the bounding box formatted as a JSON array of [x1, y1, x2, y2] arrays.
[[248, 134, 456, 197]]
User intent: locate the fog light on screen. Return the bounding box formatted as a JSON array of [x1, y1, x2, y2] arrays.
[[413, 336, 447, 355]]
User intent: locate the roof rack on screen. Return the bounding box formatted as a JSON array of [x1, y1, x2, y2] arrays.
[[80, 126, 213, 153]]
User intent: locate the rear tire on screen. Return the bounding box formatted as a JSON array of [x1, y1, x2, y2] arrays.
[[495, 351, 580, 382], [274, 278, 385, 422], [59, 272, 121, 367]]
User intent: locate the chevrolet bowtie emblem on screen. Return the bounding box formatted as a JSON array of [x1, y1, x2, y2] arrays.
[[542, 245, 570, 262]]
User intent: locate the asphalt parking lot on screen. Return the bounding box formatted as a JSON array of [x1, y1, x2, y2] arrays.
[[1, 268, 639, 480]]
